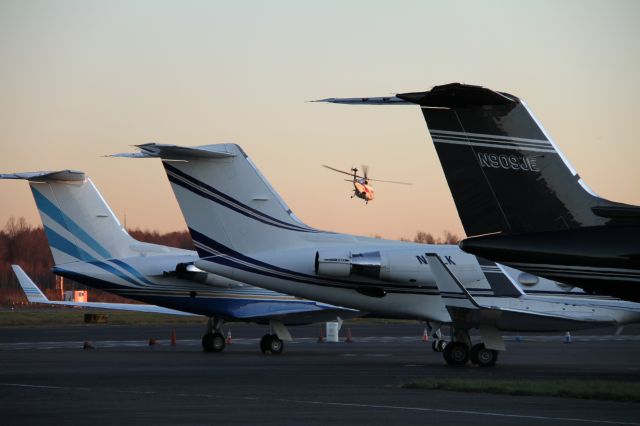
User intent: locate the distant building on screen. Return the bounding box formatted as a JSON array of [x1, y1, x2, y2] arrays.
[[63, 290, 88, 303]]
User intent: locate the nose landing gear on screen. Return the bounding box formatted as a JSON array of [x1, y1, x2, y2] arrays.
[[202, 317, 226, 352]]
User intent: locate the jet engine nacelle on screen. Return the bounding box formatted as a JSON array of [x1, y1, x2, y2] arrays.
[[314, 250, 353, 277], [315, 250, 434, 285]]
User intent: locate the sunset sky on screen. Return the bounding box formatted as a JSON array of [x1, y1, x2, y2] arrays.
[[1, 0, 639, 241]]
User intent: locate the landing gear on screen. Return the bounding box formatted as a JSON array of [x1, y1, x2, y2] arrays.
[[202, 331, 226, 352], [202, 317, 226, 353], [435, 326, 501, 367], [469, 343, 499, 367], [260, 334, 284, 355], [443, 341, 469, 365], [439, 326, 471, 366]]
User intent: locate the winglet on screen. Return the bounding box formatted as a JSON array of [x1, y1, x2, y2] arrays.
[[425, 253, 480, 309], [12, 265, 49, 303]]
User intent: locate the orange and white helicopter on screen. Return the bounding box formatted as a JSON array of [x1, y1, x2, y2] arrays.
[[322, 164, 411, 204]]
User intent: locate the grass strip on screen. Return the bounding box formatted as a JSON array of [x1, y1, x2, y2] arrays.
[[403, 378, 640, 403]]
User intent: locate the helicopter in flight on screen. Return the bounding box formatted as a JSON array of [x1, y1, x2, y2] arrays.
[[322, 164, 411, 204]]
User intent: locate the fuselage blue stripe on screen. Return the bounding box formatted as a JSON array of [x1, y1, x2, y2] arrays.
[[109, 259, 155, 285], [88, 260, 145, 287], [43, 225, 95, 262], [53, 269, 340, 319]]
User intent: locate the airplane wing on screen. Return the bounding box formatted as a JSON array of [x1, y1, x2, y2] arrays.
[[13, 265, 197, 316], [230, 304, 361, 324], [425, 255, 617, 329]]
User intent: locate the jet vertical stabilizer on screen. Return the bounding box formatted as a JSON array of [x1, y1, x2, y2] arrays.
[[0, 170, 184, 265], [111, 143, 320, 257]]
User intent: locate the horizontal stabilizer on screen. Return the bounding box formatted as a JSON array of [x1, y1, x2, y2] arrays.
[[110, 143, 236, 160], [0, 170, 85, 182], [313, 96, 413, 105], [12, 265, 196, 316]]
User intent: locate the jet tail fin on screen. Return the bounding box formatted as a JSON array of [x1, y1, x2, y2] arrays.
[[320, 83, 639, 235], [111, 143, 318, 257], [0, 170, 177, 265]]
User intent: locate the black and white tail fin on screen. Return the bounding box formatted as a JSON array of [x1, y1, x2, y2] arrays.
[[111, 143, 319, 257], [319, 83, 640, 236], [0, 170, 180, 265]]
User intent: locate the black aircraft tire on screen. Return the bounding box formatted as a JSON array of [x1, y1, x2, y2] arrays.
[[470, 343, 498, 367], [443, 341, 469, 366], [269, 334, 284, 355], [260, 334, 271, 354], [202, 333, 215, 352], [212, 332, 226, 352], [202, 332, 226, 353]]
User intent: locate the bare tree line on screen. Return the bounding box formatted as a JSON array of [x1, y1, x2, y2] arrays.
[[0, 217, 193, 306]]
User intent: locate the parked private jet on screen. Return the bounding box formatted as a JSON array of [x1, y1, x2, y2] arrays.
[[318, 83, 640, 302], [1, 170, 360, 354], [113, 143, 640, 366]]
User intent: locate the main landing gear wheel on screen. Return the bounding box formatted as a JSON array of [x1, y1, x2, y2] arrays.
[[443, 341, 469, 366], [260, 334, 284, 355], [469, 343, 498, 367], [202, 331, 226, 353]]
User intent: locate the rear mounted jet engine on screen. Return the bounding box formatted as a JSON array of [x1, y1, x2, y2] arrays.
[[314, 250, 435, 285]]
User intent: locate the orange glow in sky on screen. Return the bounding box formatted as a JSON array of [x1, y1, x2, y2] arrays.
[[1, 1, 639, 240]]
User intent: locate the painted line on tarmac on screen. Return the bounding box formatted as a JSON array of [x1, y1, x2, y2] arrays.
[[1, 382, 638, 425], [278, 398, 640, 425]]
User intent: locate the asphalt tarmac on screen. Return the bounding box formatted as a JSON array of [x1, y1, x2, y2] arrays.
[[1, 322, 639, 425]]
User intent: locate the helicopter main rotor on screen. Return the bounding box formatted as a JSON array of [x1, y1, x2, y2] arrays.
[[322, 164, 412, 185]]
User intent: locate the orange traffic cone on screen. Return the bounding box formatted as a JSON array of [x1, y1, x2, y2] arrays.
[[422, 328, 429, 343], [226, 330, 233, 345], [317, 328, 325, 343], [170, 329, 177, 347], [148, 337, 158, 346], [345, 328, 353, 343]]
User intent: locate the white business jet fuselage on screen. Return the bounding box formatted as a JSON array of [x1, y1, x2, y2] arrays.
[[114, 143, 640, 336]]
